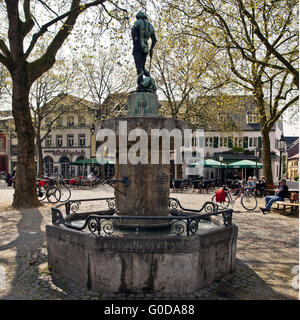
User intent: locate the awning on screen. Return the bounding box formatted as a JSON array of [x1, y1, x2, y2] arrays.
[[189, 159, 227, 168], [227, 160, 263, 168], [70, 158, 115, 165]]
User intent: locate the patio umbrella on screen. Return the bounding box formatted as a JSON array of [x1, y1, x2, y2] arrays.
[[70, 158, 115, 165], [189, 159, 227, 168], [227, 159, 263, 168]]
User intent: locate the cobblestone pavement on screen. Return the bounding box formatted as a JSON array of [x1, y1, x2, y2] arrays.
[[0, 182, 298, 300]]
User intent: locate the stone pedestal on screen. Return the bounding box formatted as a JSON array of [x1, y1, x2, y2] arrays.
[[126, 91, 160, 116], [96, 115, 190, 229], [46, 222, 238, 294]]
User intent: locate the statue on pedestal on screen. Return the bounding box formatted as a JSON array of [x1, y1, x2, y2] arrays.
[[131, 11, 157, 93]]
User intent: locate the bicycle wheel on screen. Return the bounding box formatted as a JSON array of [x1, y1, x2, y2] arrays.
[[59, 186, 71, 202], [241, 192, 257, 211], [211, 194, 231, 207], [37, 186, 47, 201], [46, 186, 61, 203]]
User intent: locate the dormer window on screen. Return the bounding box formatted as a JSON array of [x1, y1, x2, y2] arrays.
[[67, 116, 74, 126], [247, 113, 259, 124]]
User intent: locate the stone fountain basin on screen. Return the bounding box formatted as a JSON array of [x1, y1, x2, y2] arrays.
[[46, 218, 238, 294]]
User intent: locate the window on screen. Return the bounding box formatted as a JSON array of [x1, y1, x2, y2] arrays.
[[67, 116, 74, 126], [213, 137, 219, 148], [192, 137, 196, 147], [79, 134, 86, 147], [247, 113, 259, 124], [234, 137, 238, 147], [238, 137, 242, 147], [254, 137, 258, 147], [78, 116, 85, 126], [67, 134, 74, 147], [56, 117, 62, 127], [249, 137, 258, 147], [0, 138, 4, 150], [233, 137, 243, 147], [205, 137, 213, 147], [220, 137, 228, 147], [56, 135, 63, 147], [224, 137, 228, 147], [44, 156, 53, 175], [45, 135, 52, 147]]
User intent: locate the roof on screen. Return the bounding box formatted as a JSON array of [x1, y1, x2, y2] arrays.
[[288, 153, 299, 160], [159, 95, 278, 132], [284, 136, 298, 149], [287, 139, 299, 158]]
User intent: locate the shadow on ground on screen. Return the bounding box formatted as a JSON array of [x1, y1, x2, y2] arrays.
[[0, 207, 68, 299], [211, 259, 295, 300]]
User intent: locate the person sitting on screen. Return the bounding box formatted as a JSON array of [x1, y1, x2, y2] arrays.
[[252, 176, 258, 194], [245, 176, 255, 192], [260, 178, 289, 214], [256, 176, 266, 197]]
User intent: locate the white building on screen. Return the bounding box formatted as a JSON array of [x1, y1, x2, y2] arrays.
[[179, 95, 284, 182], [40, 95, 96, 177]]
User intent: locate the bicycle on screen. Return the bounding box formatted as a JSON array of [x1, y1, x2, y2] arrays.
[[212, 185, 258, 211], [53, 173, 71, 202], [37, 178, 61, 203]]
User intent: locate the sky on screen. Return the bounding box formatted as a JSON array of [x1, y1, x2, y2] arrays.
[[283, 120, 299, 137]]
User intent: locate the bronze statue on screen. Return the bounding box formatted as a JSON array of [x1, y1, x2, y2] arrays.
[[131, 11, 157, 92]]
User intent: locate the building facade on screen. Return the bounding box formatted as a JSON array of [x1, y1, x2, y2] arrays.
[[177, 95, 284, 182], [39, 95, 96, 177], [286, 138, 299, 180]]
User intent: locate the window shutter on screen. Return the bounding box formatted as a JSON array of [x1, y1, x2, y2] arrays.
[[214, 137, 219, 148], [258, 136, 262, 148], [243, 136, 248, 148]]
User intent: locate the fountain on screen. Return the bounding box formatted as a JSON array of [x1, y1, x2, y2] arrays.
[[46, 11, 238, 295]]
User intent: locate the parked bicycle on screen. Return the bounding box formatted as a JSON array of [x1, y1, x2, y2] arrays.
[[212, 185, 258, 211], [37, 179, 61, 203], [54, 173, 71, 202]]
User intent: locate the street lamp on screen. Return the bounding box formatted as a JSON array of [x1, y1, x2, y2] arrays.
[[278, 134, 286, 181], [219, 155, 224, 186], [254, 148, 260, 178]]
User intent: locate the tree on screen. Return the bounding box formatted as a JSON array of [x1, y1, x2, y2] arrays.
[[152, 18, 230, 120], [29, 63, 76, 177], [0, 0, 133, 208], [161, 0, 299, 183], [77, 48, 135, 120]]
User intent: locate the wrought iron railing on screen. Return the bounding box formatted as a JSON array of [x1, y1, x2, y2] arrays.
[[51, 197, 233, 237]]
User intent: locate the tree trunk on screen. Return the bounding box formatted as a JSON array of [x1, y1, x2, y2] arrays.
[[12, 81, 40, 208], [36, 135, 44, 178], [254, 86, 274, 185], [261, 128, 273, 184]]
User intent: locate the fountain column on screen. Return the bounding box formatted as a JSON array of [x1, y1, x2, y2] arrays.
[[96, 91, 190, 229]]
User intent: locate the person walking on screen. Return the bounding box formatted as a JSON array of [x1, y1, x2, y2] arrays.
[[260, 178, 289, 214]]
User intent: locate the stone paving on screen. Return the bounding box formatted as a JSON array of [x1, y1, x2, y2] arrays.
[[0, 182, 298, 300]]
